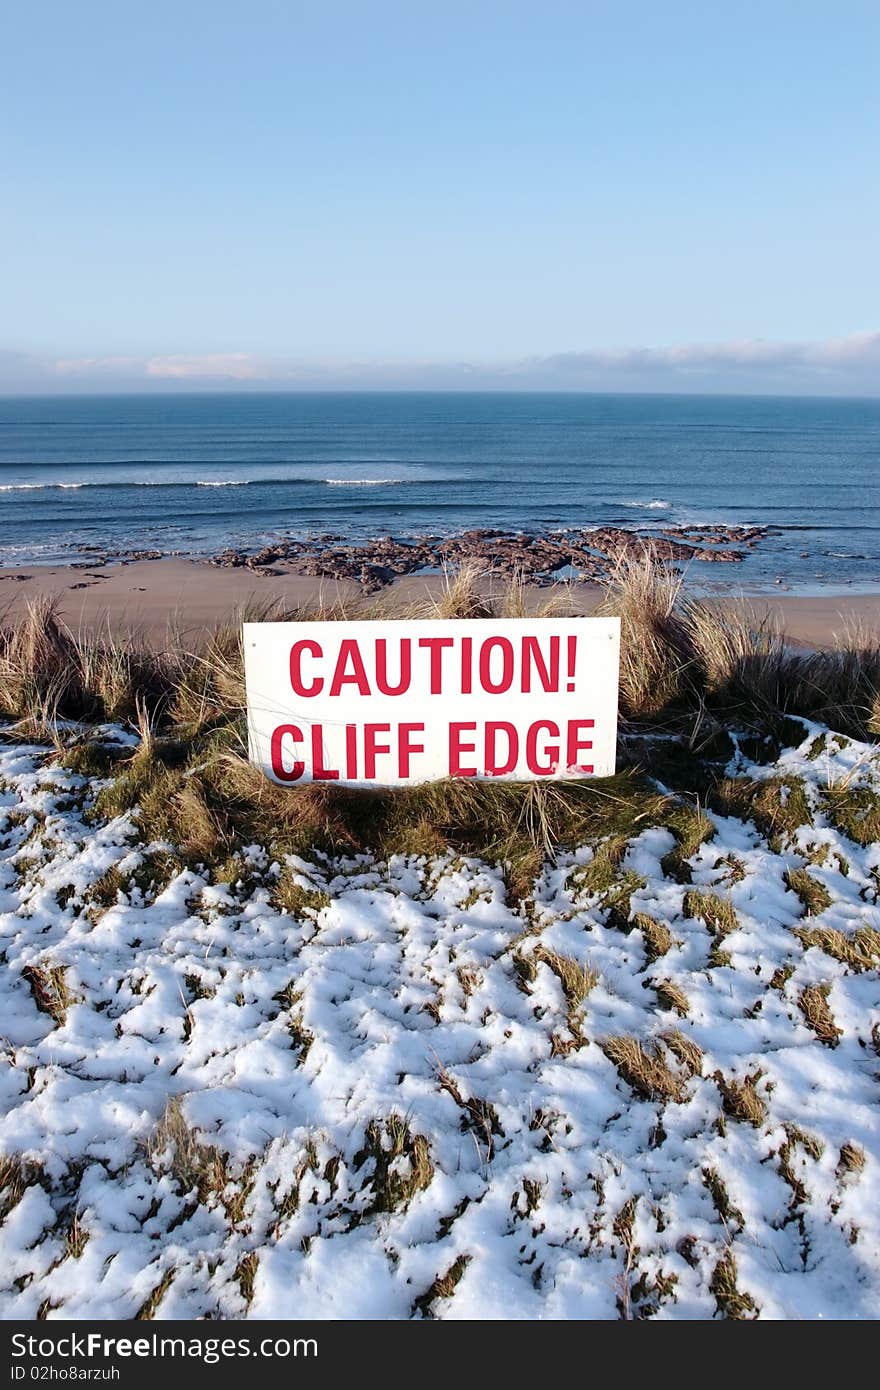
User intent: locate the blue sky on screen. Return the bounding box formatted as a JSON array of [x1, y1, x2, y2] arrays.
[[2, 1, 879, 392]]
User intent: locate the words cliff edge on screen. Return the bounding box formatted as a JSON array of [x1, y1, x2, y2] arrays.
[[244, 617, 621, 787]]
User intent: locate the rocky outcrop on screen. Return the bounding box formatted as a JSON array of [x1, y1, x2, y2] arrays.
[[205, 523, 772, 591]]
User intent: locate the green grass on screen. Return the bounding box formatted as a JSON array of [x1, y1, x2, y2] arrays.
[[784, 867, 833, 917], [80, 727, 677, 902], [683, 889, 739, 945], [710, 776, 812, 847], [659, 802, 716, 883], [601, 871, 648, 931], [822, 786, 880, 847]]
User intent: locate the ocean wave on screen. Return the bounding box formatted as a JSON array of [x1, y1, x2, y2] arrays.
[[0, 475, 409, 492], [323, 478, 404, 486], [624, 498, 671, 510]]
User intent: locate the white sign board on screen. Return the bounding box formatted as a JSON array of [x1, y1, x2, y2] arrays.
[[244, 617, 620, 787]]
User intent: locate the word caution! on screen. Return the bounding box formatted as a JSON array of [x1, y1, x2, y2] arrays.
[[244, 617, 620, 786]]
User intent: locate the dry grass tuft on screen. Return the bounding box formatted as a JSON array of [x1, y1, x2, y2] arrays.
[[714, 1070, 767, 1127], [710, 1249, 757, 1320], [661, 1028, 702, 1075], [683, 887, 739, 966], [270, 982, 314, 1058], [836, 1142, 865, 1178], [64, 1212, 89, 1260], [683, 888, 739, 939], [134, 1267, 175, 1321], [597, 550, 693, 718], [167, 608, 253, 729], [269, 1138, 323, 1222], [534, 947, 598, 1018], [822, 786, 880, 848], [770, 962, 795, 992], [145, 1099, 226, 1203], [90, 742, 185, 827], [654, 979, 690, 1017], [425, 562, 496, 620], [602, 1035, 689, 1103], [633, 913, 675, 963], [600, 871, 647, 932], [22, 962, 75, 1027], [572, 835, 630, 895], [83, 864, 131, 918], [0, 598, 178, 728], [271, 868, 332, 919], [685, 602, 790, 716], [784, 867, 833, 917], [235, 1252, 259, 1307], [499, 570, 572, 620], [355, 1116, 434, 1215], [797, 983, 842, 1047], [75, 625, 173, 724], [711, 776, 811, 846], [702, 1167, 745, 1232], [777, 1125, 824, 1210], [805, 621, 880, 739], [414, 1254, 471, 1317], [0, 1154, 42, 1222], [0, 596, 87, 720], [436, 1067, 503, 1152], [599, 559, 880, 739], [794, 924, 880, 973], [714, 851, 747, 885], [660, 802, 716, 883]]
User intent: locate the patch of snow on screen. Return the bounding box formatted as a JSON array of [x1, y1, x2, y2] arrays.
[[0, 728, 878, 1319]]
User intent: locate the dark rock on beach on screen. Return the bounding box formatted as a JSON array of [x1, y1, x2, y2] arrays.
[[205, 521, 769, 591]]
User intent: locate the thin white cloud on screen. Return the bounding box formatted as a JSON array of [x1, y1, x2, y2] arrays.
[[145, 353, 263, 380], [512, 332, 880, 378], [55, 355, 142, 375], [0, 332, 877, 393]]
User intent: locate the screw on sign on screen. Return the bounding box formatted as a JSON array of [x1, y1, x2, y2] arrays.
[[244, 617, 620, 787]]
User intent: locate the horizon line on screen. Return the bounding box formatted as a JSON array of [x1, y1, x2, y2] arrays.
[[2, 385, 880, 402]]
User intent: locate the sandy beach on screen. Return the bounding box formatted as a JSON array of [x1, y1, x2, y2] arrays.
[[1, 556, 878, 647]]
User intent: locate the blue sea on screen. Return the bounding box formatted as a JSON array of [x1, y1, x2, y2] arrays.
[[0, 392, 878, 593]]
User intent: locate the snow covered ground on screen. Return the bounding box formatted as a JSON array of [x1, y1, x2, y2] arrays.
[[1, 721, 879, 1320]]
